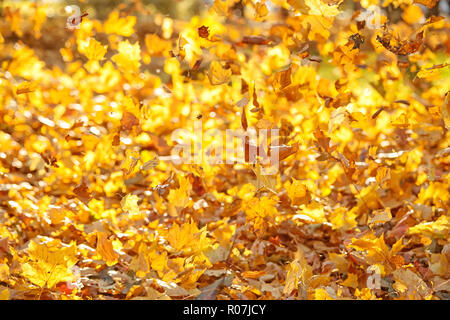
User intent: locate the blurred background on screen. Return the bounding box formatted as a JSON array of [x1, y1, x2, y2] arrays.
[[0, 0, 209, 19]]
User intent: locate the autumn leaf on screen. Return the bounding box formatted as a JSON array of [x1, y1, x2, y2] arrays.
[[0, 287, 9, 300], [167, 175, 192, 215], [198, 26, 210, 39], [121, 193, 143, 220], [245, 196, 278, 232], [78, 38, 107, 61], [16, 81, 38, 95], [22, 240, 78, 289], [241, 36, 271, 45], [96, 232, 119, 266], [112, 40, 141, 73], [1, 0, 448, 301], [254, 2, 269, 20], [207, 61, 232, 85], [103, 10, 136, 37], [413, 0, 438, 8], [283, 249, 312, 296], [73, 181, 91, 200], [305, 0, 341, 17]]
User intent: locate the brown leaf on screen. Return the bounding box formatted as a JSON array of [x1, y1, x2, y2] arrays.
[[349, 33, 364, 50], [273, 67, 292, 91], [198, 26, 210, 39], [112, 133, 121, 146], [187, 173, 206, 196], [372, 107, 385, 119], [241, 105, 248, 131], [121, 112, 140, 131], [268, 142, 298, 162]]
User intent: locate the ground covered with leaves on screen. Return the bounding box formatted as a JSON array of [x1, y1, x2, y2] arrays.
[[0, 0, 449, 300]]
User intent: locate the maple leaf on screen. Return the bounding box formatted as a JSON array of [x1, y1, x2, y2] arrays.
[[245, 196, 278, 232], [103, 10, 136, 37], [164, 220, 211, 256], [112, 40, 141, 73], [207, 61, 232, 85], [167, 175, 192, 215], [22, 240, 78, 289], [285, 178, 310, 206], [96, 232, 119, 266], [0, 264, 9, 283], [16, 81, 38, 95], [408, 215, 448, 239], [283, 249, 312, 296], [198, 26, 210, 39], [129, 242, 168, 278], [393, 268, 432, 298], [0, 287, 9, 300], [305, 0, 341, 17], [78, 38, 107, 61], [413, 0, 438, 8], [241, 36, 271, 45], [1, 0, 449, 301], [251, 163, 277, 193], [73, 181, 91, 200], [140, 156, 159, 171]]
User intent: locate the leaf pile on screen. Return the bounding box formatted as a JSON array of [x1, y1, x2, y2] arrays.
[[0, 0, 449, 300]]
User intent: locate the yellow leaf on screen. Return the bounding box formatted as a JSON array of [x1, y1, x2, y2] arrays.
[[208, 61, 232, 85], [417, 63, 447, 81], [375, 167, 391, 188], [96, 232, 119, 266], [349, 233, 390, 266], [288, 0, 310, 14], [341, 273, 359, 288], [368, 208, 392, 226], [298, 202, 327, 223], [393, 268, 431, 298], [354, 287, 378, 300], [389, 237, 407, 258], [305, 0, 341, 17], [112, 40, 141, 73], [285, 178, 310, 205], [121, 193, 141, 217], [328, 253, 349, 273], [245, 196, 278, 232], [301, 15, 333, 41], [313, 287, 335, 299], [414, 0, 438, 9], [103, 11, 136, 37], [167, 175, 192, 213], [0, 287, 9, 300], [442, 92, 450, 130], [16, 81, 38, 95], [129, 242, 150, 277], [22, 240, 78, 289], [252, 163, 277, 193], [283, 248, 313, 294], [402, 4, 423, 24], [408, 215, 448, 239]]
